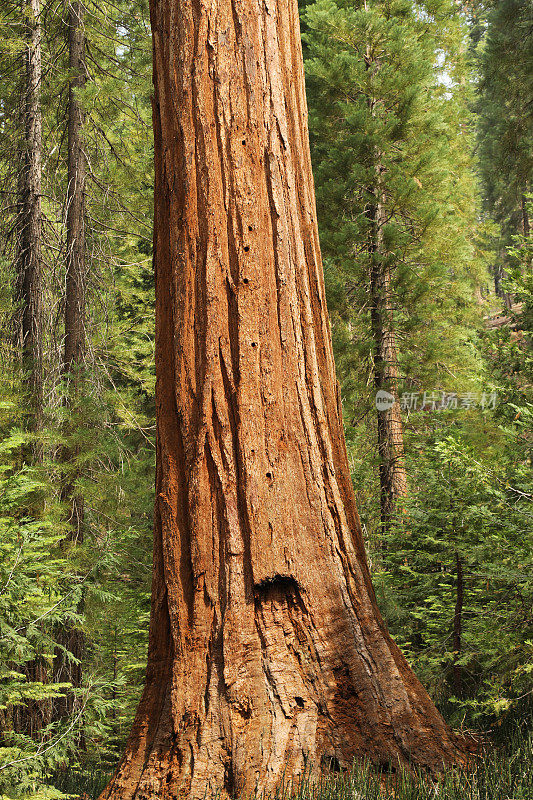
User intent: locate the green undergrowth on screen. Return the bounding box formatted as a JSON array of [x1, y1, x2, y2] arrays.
[[48, 727, 533, 800]]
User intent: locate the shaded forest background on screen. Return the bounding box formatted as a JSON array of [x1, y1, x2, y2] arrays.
[[0, 0, 531, 795]]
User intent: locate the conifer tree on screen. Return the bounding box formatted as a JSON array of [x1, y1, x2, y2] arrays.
[[53, 0, 88, 724], [16, 0, 43, 436], [477, 0, 532, 298], [304, 0, 481, 531]]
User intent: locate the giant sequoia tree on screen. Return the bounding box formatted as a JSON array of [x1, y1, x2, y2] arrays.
[[100, 0, 465, 795]]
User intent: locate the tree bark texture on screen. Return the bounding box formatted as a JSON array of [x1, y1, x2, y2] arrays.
[[364, 48, 408, 534], [61, 0, 86, 544], [100, 0, 464, 796], [369, 236, 408, 532], [53, 0, 87, 721], [16, 0, 43, 431], [64, 0, 86, 381], [11, 1, 50, 738]]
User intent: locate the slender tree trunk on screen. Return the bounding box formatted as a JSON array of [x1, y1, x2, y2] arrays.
[[368, 197, 408, 532], [64, 0, 86, 386], [493, 256, 512, 310], [62, 0, 86, 539], [100, 0, 465, 795], [112, 626, 117, 721], [16, 0, 43, 433], [12, 0, 50, 739], [364, 42, 407, 533], [53, 0, 86, 722], [363, 44, 407, 534], [452, 551, 463, 697], [521, 192, 530, 239]]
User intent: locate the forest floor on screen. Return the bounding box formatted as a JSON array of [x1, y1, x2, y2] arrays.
[[54, 727, 532, 800]]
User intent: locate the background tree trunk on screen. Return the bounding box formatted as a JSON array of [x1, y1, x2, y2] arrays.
[[16, 0, 43, 433], [64, 0, 86, 387], [12, 0, 49, 737], [53, 0, 87, 722], [101, 0, 464, 795], [368, 195, 408, 532], [521, 192, 529, 239], [452, 551, 464, 697], [364, 45, 408, 534], [61, 0, 86, 541]]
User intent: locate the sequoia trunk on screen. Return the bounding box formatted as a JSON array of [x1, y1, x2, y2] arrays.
[[100, 0, 464, 796]]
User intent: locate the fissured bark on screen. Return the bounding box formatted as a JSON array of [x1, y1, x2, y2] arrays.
[[100, 0, 465, 796]]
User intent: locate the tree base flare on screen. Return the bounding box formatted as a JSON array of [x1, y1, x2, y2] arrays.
[[101, 575, 465, 799]]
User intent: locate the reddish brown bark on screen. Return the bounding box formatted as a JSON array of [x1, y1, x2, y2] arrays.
[[100, 0, 465, 796]]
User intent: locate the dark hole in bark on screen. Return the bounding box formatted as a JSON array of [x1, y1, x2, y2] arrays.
[[295, 696, 304, 707], [266, 471, 272, 479], [242, 139, 246, 145], [248, 225, 253, 231], [321, 754, 341, 773], [243, 278, 249, 284], [254, 574, 300, 598], [251, 342, 257, 347], [237, 702, 252, 719], [244, 245, 250, 252]]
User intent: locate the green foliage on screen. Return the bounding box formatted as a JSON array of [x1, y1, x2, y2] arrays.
[[0, 0, 154, 791], [304, 0, 486, 529], [379, 428, 532, 727], [303, 0, 531, 738], [0, 428, 76, 796], [477, 0, 533, 235], [0, 0, 532, 792]]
